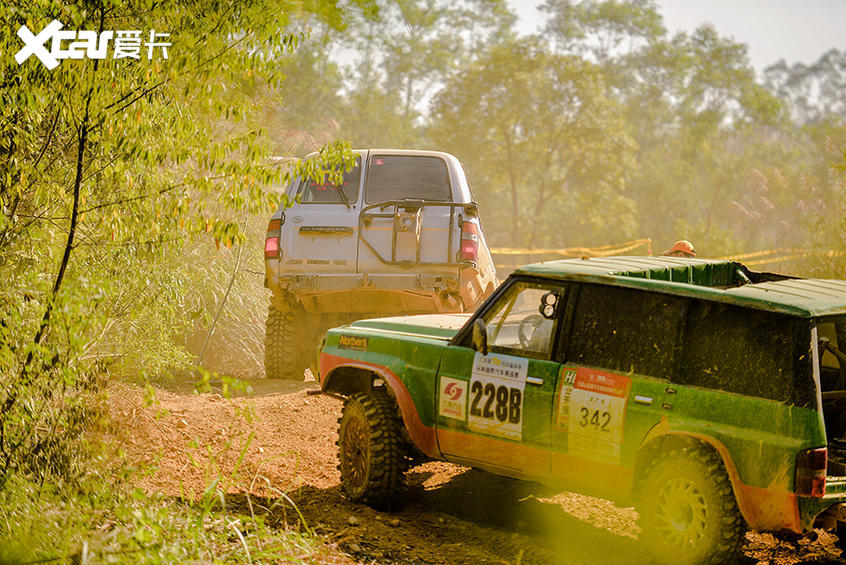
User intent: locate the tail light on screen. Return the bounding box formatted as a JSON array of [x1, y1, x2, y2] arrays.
[[796, 447, 827, 497], [265, 218, 281, 259], [460, 221, 479, 262]]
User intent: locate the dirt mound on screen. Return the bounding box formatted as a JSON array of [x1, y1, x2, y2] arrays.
[[108, 379, 844, 564]]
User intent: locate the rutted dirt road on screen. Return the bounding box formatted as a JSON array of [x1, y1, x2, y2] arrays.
[[109, 378, 845, 564]]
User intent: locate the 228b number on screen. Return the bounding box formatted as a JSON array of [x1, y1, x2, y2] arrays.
[[579, 407, 610, 431], [470, 381, 521, 424]]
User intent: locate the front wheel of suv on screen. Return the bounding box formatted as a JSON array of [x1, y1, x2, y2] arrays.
[[337, 390, 407, 509], [264, 303, 309, 380], [637, 446, 744, 565]]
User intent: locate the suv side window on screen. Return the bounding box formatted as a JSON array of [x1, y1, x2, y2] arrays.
[[565, 284, 688, 376], [482, 280, 565, 360], [679, 302, 796, 401], [817, 320, 846, 391], [365, 156, 451, 203]]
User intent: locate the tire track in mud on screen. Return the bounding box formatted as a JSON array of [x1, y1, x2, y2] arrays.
[[110, 379, 844, 564]]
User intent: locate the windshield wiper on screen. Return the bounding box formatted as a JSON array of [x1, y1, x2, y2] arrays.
[[336, 186, 351, 209]]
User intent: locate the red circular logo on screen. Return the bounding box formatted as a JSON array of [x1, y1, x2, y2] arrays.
[[444, 382, 463, 400]]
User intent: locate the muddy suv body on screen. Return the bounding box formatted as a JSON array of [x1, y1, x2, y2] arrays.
[[263, 149, 497, 380], [318, 256, 846, 565]]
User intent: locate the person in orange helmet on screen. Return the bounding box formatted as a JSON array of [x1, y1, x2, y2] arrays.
[[662, 240, 696, 258]]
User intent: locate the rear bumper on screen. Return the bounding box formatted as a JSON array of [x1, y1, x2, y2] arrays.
[[796, 477, 846, 530], [269, 273, 466, 314]]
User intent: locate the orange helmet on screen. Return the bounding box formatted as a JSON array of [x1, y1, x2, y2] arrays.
[[662, 240, 696, 258]]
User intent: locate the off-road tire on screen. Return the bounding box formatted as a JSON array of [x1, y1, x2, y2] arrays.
[[264, 303, 308, 380], [337, 389, 407, 509], [637, 446, 744, 565]]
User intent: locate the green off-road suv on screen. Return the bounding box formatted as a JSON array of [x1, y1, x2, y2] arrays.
[[317, 256, 846, 565]]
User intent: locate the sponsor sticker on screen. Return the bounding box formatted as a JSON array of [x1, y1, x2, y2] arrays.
[[561, 366, 631, 464], [468, 352, 528, 440], [338, 335, 368, 351], [438, 377, 467, 420], [554, 367, 578, 431]]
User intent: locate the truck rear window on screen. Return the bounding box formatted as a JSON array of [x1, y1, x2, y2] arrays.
[[294, 158, 361, 203], [365, 156, 451, 203]]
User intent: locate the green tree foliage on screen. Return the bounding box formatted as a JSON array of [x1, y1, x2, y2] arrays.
[[763, 49, 846, 126], [335, 0, 515, 146], [540, 0, 786, 252], [430, 37, 637, 249], [0, 0, 363, 482], [540, 0, 665, 63]]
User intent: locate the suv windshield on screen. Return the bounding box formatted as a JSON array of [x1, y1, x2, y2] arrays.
[[482, 280, 562, 359], [365, 155, 451, 203], [292, 158, 361, 203]]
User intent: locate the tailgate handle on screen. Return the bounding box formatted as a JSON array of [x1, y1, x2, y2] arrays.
[[634, 395, 653, 406], [527, 376, 544, 386]]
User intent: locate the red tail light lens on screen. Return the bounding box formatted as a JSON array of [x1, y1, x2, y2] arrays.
[[460, 221, 479, 262], [264, 237, 279, 258], [796, 447, 827, 497], [265, 218, 281, 259]]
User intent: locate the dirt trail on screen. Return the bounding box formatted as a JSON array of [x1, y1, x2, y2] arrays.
[[109, 379, 845, 564]]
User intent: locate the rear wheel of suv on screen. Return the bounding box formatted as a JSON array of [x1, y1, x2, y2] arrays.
[[337, 389, 407, 509], [637, 446, 744, 565], [264, 303, 308, 380]]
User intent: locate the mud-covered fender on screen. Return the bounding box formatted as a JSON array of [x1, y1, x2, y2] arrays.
[[320, 352, 441, 459]]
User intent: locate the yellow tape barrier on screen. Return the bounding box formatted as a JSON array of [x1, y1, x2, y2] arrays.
[[492, 238, 653, 271], [718, 248, 846, 267], [492, 241, 844, 271], [491, 238, 653, 258]]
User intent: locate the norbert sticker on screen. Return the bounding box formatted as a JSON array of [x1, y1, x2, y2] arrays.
[[338, 335, 368, 351]]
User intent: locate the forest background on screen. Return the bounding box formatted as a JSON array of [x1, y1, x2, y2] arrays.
[[0, 0, 845, 561]]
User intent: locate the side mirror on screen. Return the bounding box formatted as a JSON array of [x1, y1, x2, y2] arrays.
[[472, 318, 488, 356]]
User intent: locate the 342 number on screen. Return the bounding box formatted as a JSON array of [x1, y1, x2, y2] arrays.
[[579, 407, 610, 431], [470, 381, 521, 424]]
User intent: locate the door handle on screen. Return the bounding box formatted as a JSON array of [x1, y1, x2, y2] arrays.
[[527, 376, 544, 386], [634, 395, 653, 406]]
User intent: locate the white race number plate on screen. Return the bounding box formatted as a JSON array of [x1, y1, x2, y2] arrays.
[[468, 352, 528, 440]]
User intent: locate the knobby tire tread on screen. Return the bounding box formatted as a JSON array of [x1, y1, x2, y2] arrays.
[[637, 446, 744, 565], [338, 390, 407, 510], [264, 303, 307, 380]]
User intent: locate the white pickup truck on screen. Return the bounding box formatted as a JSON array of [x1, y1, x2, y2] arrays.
[[263, 149, 498, 379]]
